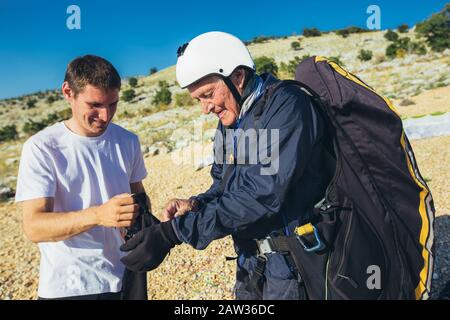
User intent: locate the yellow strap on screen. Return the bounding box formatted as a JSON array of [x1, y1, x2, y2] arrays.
[[295, 223, 314, 236], [314, 56, 401, 117]]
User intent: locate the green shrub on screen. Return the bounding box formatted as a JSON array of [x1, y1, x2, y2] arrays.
[[336, 26, 366, 38], [254, 56, 278, 76], [291, 41, 301, 51], [0, 125, 18, 142], [46, 96, 55, 104], [128, 77, 138, 88], [21, 108, 72, 136], [122, 89, 136, 102], [409, 41, 427, 55], [44, 108, 71, 125], [303, 28, 321, 37], [23, 119, 47, 135], [328, 56, 344, 66], [57, 108, 72, 120], [149, 67, 158, 75], [357, 49, 373, 61], [26, 98, 37, 109], [252, 35, 272, 43], [386, 43, 398, 59], [386, 37, 427, 59], [46, 94, 60, 104], [174, 92, 195, 107], [152, 81, 172, 106], [279, 55, 310, 77], [384, 30, 399, 42], [397, 24, 409, 33], [244, 35, 278, 45], [415, 4, 450, 52]]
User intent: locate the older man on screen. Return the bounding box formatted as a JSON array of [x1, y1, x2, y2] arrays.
[[121, 32, 328, 300]]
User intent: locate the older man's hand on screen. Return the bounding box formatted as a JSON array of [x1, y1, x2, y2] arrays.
[[161, 198, 198, 222]]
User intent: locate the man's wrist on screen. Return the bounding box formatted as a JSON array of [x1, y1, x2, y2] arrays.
[[188, 196, 204, 211], [160, 220, 182, 245], [86, 205, 101, 226]]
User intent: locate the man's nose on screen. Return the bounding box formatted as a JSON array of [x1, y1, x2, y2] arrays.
[[201, 102, 214, 114], [98, 108, 109, 122]]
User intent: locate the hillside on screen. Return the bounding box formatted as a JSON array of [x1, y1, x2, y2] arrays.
[[0, 26, 449, 300], [0, 29, 449, 196]]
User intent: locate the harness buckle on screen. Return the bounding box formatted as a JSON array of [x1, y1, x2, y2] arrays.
[[256, 237, 275, 256], [294, 223, 325, 252]]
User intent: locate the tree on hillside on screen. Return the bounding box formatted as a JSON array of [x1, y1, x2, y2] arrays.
[[128, 77, 138, 88], [0, 125, 18, 142], [415, 4, 450, 52], [303, 28, 321, 37], [291, 41, 301, 51], [358, 49, 373, 61], [384, 30, 399, 42], [336, 26, 366, 38], [152, 81, 172, 106], [121, 89, 136, 102], [26, 98, 37, 109], [397, 24, 409, 33], [254, 56, 278, 76], [149, 67, 158, 75], [386, 37, 427, 59]]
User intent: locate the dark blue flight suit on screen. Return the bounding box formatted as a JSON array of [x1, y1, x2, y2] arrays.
[[173, 74, 327, 299]]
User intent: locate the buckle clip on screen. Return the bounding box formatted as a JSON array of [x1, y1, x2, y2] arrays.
[[256, 237, 275, 256], [295, 223, 325, 252]]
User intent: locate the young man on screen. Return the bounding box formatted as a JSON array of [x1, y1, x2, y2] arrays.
[[120, 32, 328, 300], [15, 55, 148, 300]]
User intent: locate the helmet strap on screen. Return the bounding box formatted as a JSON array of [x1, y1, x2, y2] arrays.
[[222, 76, 243, 108]]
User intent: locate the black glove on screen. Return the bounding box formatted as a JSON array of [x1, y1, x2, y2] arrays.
[[125, 193, 159, 241], [120, 220, 182, 272]]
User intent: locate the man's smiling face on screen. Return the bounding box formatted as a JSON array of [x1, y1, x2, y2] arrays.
[[63, 83, 119, 136], [188, 76, 240, 127]]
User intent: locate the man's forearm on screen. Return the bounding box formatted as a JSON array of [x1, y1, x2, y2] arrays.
[[24, 206, 100, 243]]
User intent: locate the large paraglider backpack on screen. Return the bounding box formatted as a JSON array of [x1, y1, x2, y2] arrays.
[[252, 56, 435, 300]]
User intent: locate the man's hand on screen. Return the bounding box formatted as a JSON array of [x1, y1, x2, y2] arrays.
[[95, 193, 139, 228], [161, 198, 199, 222], [120, 220, 182, 272]]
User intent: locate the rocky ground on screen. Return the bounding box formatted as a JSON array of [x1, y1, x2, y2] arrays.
[[0, 133, 448, 300]]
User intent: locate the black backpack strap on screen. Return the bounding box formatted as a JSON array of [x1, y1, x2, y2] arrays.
[[244, 255, 267, 297]]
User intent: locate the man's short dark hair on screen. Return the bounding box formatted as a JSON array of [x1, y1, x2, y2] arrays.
[[64, 55, 121, 96]]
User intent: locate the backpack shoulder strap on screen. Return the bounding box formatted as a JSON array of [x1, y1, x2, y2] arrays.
[[253, 79, 315, 121]]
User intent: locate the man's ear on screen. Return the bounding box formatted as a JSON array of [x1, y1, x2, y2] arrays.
[[62, 81, 75, 101]]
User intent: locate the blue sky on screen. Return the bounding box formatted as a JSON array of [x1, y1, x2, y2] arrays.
[[0, 0, 447, 99]]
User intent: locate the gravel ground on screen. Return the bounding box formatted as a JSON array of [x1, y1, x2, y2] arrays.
[[0, 135, 448, 300]]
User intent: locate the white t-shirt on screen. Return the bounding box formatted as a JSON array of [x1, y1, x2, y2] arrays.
[[15, 121, 147, 298]]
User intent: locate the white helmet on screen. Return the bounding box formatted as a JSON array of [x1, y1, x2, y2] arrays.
[[176, 31, 255, 89]]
